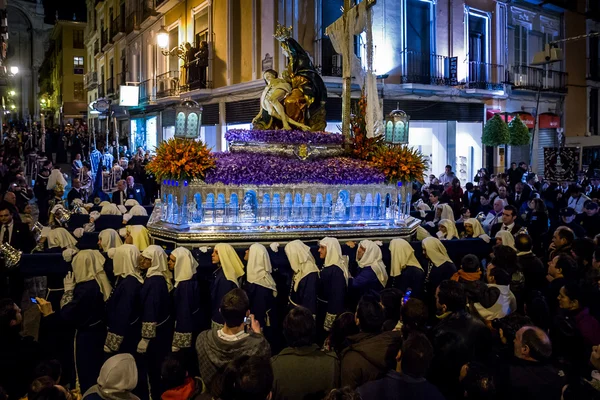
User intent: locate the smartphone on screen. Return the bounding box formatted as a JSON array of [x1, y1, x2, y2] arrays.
[[244, 316, 251, 325], [402, 290, 412, 305], [30, 297, 38, 304]]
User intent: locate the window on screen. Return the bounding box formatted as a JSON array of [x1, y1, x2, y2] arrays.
[[74, 82, 84, 101], [74, 56, 84, 74], [590, 88, 599, 136], [194, 8, 208, 47], [514, 25, 528, 66], [73, 30, 84, 49]]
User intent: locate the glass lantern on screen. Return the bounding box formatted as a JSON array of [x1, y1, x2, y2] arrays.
[[174, 98, 203, 139], [384, 109, 410, 145]]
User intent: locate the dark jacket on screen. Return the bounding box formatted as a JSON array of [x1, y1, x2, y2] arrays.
[[112, 190, 126, 206], [490, 222, 523, 238], [67, 188, 86, 208], [126, 184, 145, 205], [271, 344, 339, 400], [340, 330, 403, 389], [0, 328, 44, 400], [357, 371, 445, 400], [507, 358, 565, 400], [7, 221, 36, 253], [517, 253, 547, 294], [462, 190, 481, 214]]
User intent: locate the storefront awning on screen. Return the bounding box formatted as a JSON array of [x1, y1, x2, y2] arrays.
[[513, 112, 535, 129], [539, 113, 560, 129], [486, 110, 535, 129]]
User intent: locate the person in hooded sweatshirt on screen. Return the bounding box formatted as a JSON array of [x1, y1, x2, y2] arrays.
[[285, 240, 319, 317], [210, 243, 245, 329], [138, 245, 174, 400], [168, 247, 201, 375], [244, 243, 278, 331], [317, 237, 350, 333], [389, 238, 425, 298], [44, 250, 112, 394], [422, 237, 457, 314], [352, 240, 388, 299], [82, 353, 140, 400]]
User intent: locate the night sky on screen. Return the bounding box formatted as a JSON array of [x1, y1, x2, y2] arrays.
[[43, 0, 87, 24]]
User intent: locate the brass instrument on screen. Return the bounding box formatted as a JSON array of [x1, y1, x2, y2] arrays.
[[476, 212, 486, 222], [32, 222, 44, 242], [0, 242, 22, 269], [54, 206, 72, 227], [72, 202, 85, 214]]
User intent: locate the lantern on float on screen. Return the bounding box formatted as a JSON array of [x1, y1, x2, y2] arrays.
[[384, 109, 410, 145]]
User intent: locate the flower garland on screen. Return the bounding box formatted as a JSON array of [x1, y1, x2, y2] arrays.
[[370, 145, 428, 184], [146, 138, 215, 181], [225, 129, 343, 145]]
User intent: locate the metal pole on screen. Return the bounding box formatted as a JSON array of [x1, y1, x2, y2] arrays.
[[341, 0, 352, 147]]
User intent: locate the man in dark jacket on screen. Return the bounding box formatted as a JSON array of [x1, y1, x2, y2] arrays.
[[491, 205, 522, 238], [575, 201, 600, 238], [461, 183, 481, 215], [429, 280, 491, 400], [357, 333, 444, 400], [271, 306, 339, 400], [504, 326, 564, 400], [515, 234, 547, 295], [125, 176, 145, 205], [340, 295, 402, 389]]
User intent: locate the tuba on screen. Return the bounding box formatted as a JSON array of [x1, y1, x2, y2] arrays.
[[0, 242, 22, 269], [476, 212, 486, 223], [54, 206, 72, 227], [32, 222, 44, 242]]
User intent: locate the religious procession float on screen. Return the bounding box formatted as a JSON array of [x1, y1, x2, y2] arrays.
[[146, 21, 426, 245]]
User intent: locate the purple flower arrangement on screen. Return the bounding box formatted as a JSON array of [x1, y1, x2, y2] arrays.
[[225, 129, 344, 145], [204, 152, 385, 186]]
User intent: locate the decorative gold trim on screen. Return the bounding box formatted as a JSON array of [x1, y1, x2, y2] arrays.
[[324, 312, 337, 332], [105, 332, 124, 352], [142, 322, 157, 339], [60, 290, 74, 309], [173, 331, 192, 348]]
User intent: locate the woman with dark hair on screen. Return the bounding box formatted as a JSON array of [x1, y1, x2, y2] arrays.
[[444, 177, 464, 215], [474, 168, 489, 183], [323, 312, 359, 356], [486, 181, 499, 202], [525, 198, 549, 254]]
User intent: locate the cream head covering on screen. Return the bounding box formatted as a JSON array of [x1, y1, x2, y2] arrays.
[[495, 230, 516, 250], [142, 245, 173, 291], [214, 243, 245, 286], [100, 203, 122, 215], [126, 225, 150, 251], [111, 244, 143, 284], [98, 229, 123, 252], [438, 219, 459, 240], [95, 353, 139, 399], [437, 204, 455, 221], [247, 243, 277, 295], [357, 240, 388, 287], [389, 238, 422, 277], [422, 237, 453, 267], [319, 237, 350, 284], [171, 247, 198, 288], [47, 227, 78, 249], [284, 240, 319, 291], [464, 218, 486, 237], [71, 250, 112, 301]]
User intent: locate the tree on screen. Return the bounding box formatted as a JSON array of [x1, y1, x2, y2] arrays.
[[482, 114, 509, 146], [508, 115, 532, 146]]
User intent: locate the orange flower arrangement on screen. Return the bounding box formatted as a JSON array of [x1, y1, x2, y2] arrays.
[[370, 145, 428, 184], [348, 93, 384, 160], [146, 138, 215, 182]]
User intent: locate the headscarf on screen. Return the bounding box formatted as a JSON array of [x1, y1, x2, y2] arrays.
[[422, 237, 453, 267], [437, 204, 455, 221], [495, 230, 516, 250], [89, 353, 140, 400], [124, 199, 140, 207], [464, 218, 486, 237], [46, 169, 67, 190], [246, 243, 277, 295], [127, 225, 150, 251], [111, 244, 143, 284], [101, 203, 122, 215], [214, 243, 245, 286], [171, 247, 198, 288], [142, 245, 173, 291], [99, 229, 123, 252], [319, 237, 350, 284], [284, 240, 319, 291], [416, 225, 433, 241], [357, 240, 388, 287], [71, 249, 112, 301], [46, 227, 78, 249], [389, 238, 422, 277], [127, 205, 148, 216], [438, 219, 459, 240]]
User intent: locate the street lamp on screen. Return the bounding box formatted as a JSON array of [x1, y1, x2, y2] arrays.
[[10, 104, 15, 110], [9, 66, 18, 75], [157, 26, 169, 50], [8, 90, 15, 96]]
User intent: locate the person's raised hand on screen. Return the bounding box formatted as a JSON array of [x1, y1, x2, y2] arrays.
[[36, 297, 54, 317]]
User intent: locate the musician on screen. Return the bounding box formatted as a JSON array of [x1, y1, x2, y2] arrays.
[[67, 178, 86, 208], [80, 163, 93, 194], [48, 185, 67, 227]]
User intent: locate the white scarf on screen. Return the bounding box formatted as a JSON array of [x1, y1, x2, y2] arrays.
[[171, 247, 198, 288], [285, 240, 320, 291], [422, 237, 453, 267], [72, 250, 113, 301], [214, 243, 245, 286], [110, 244, 144, 284], [47, 227, 78, 249], [246, 243, 278, 295], [464, 218, 486, 237], [101, 204, 122, 215], [357, 240, 388, 287], [389, 238, 422, 277], [437, 204, 455, 221], [99, 229, 123, 252], [438, 219, 459, 240], [142, 245, 173, 292], [320, 237, 349, 284], [495, 230, 516, 250], [95, 353, 139, 398]]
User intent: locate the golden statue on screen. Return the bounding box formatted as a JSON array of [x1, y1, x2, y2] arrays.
[[252, 25, 327, 132]]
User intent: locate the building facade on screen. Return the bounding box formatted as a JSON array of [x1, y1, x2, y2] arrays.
[[85, 0, 592, 179], [39, 19, 88, 126]]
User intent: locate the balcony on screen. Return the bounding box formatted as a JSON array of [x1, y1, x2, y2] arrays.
[[101, 29, 109, 50], [139, 79, 156, 104], [400, 50, 450, 85], [507, 65, 568, 93], [84, 71, 98, 89], [180, 64, 211, 92], [98, 83, 105, 98], [142, 0, 159, 25], [111, 15, 125, 40], [116, 72, 126, 87], [106, 77, 115, 96], [156, 71, 180, 98], [588, 58, 600, 81], [94, 40, 100, 56], [126, 10, 142, 34], [464, 61, 505, 91]]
